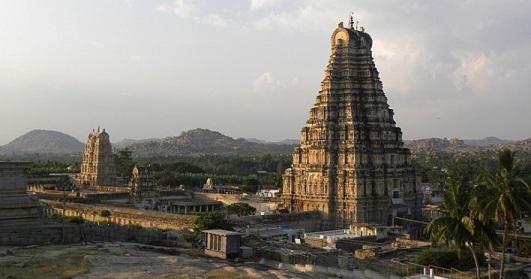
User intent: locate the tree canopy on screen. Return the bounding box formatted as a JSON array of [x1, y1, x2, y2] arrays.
[[192, 211, 233, 237], [226, 202, 256, 217]]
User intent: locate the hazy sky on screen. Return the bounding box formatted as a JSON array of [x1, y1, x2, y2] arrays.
[[1, 0, 530, 145]]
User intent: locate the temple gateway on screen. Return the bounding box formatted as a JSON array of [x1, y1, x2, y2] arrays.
[[282, 18, 422, 230]]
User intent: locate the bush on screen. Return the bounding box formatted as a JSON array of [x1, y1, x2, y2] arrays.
[[100, 210, 111, 217], [49, 213, 61, 220], [226, 202, 256, 217], [66, 216, 84, 224], [415, 248, 485, 270]]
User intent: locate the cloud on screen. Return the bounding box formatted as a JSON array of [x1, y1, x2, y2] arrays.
[[91, 41, 105, 48], [249, 3, 337, 31], [252, 72, 276, 92], [156, 0, 232, 28], [249, 0, 282, 11], [156, 0, 197, 18], [251, 72, 301, 95], [204, 14, 230, 27], [451, 52, 492, 93]]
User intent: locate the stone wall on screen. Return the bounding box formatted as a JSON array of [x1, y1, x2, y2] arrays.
[[79, 223, 167, 245], [43, 200, 196, 230], [197, 193, 281, 214], [231, 211, 322, 232], [0, 224, 80, 246], [260, 259, 403, 279]]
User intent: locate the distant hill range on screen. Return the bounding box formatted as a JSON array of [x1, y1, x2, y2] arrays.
[[404, 137, 531, 159], [124, 128, 296, 157], [1, 129, 529, 159], [0, 130, 84, 155]]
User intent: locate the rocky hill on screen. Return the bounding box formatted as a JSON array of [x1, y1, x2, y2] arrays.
[[113, 138, 162, 149], [404, 137, 531, 159], [125, 128, 297, 157], [1, 128, 529, 160], [0, 129, 84, 155], [462, 136, 513, 146]]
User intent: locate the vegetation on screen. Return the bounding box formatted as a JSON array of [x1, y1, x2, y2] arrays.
[[424, 149, 530, 278], [192, 211, 233, 237], [65, 215, 84, 224], [114, 149, 135, 181], [0, 247, 103, 278], [472, 149, 531, 278], [204, 269, 248, 279], [29, 160, 78, 174], [425, 168, 496, 278], [415, 248, 484, 271], [136, 154, 290, 191], [240, 177, 260, 194], [226, 202, 256, 217], [100, 209, 111, 217]]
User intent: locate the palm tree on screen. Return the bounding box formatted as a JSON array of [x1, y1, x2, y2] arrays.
[[474, 149, 531, 278], [426, 173, 495, 279]]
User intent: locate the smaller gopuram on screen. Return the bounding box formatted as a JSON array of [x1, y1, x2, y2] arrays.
[[129, 164, 157, 200], [80, 127, 117, 187]]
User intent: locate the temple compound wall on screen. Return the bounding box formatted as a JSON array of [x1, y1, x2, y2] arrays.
[[80, 127, 117, 187], [282, 19, 422, 230], [43, 201, 197, 231]]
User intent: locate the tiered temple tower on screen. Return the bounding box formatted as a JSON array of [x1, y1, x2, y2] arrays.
[[282, 19, 422, 229], [80, 127, 116, 187], [128, 164, 157, 201]]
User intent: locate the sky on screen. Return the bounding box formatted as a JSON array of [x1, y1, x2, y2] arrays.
[[1, 0, 530, 145]]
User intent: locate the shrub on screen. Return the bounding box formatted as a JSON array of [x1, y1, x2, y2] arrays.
[[66, 216, 84, 224], [100, 210, 111, 217], [415, 248, 485, 270]]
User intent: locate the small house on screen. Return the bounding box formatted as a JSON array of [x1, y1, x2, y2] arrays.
[[203, 229, 243, 259]]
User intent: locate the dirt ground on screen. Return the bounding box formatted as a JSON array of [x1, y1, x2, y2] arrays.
[[0, 242, 323, 279]]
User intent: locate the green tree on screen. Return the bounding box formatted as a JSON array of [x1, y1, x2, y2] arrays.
[[114, 149, 134, 181], [240, 177, 260, 194], [473, 149, 531, 278], [192, 211, 233, 237], [226, 202, 256, 217], [425, 173, 496, 279]]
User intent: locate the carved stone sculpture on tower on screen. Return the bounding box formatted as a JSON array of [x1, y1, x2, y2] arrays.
[[80, 127, 117, 187], [282, 20, 422, 229]]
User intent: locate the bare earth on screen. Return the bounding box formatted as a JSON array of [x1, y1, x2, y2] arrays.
[[0, 242, 323, 279]]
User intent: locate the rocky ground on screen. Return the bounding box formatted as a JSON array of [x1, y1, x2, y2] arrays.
[[0, 242, 323, 279]]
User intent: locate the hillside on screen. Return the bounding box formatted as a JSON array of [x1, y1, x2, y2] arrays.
[[1, 128, 529, 160], [0, 130, 84, 155], [125, 128, 297, 157], [404, 137, 531, 159]]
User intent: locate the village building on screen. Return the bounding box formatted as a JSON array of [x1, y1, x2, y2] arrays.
[[282, 18, 422, 229], [80, 127, 117, 187], [203, 229, 243, 259]]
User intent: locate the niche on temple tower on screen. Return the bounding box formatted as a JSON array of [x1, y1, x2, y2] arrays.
[[282, 17, 422, 230], [80, 127, 117, 187]]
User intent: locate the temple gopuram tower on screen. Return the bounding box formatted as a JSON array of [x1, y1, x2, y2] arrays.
[[80, 127, 116, 187], [282, 18, 422, 229]]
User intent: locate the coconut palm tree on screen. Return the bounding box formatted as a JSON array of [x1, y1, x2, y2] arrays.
[[474, 149, 531, 278], [426, 173, 496, 279]]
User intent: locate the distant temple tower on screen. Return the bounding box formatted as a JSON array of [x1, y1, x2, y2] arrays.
[[282, 19, 422, 229], [128, 164, 156, 201], [80, 127, 117, 187]]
